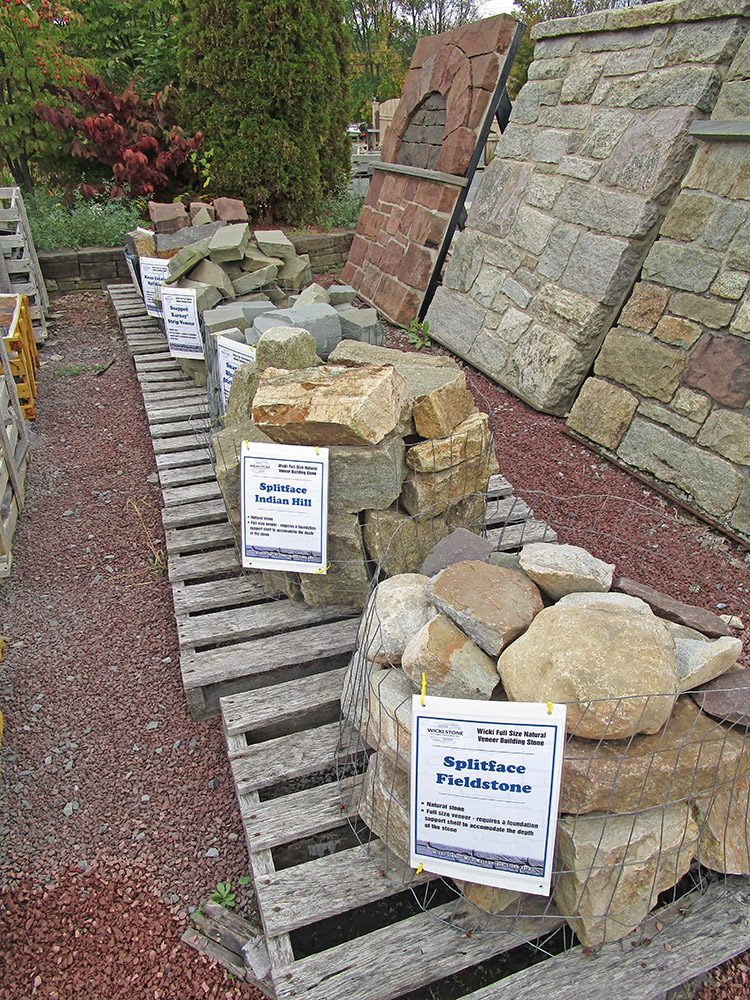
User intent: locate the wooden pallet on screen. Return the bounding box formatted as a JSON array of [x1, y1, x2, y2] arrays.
[[0, 294, 40, 419], [0, 188, 49, 344], [0, 335, 31, 577]]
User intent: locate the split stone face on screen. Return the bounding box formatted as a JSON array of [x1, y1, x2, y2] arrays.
[[148, 201, 188, 232], [329, 434, 405, 514], [177, 279, 222, 312], [165, 238, 211, 282], [252, 364, 407, 447], [519, 542, 615, 600], [362, 665, 415, 766], [294, 282, 330, 307], [401, 448, 498, 517], [299, 513, 371, 609], [561, 696, 750, 815], [224, 363, 261, 427], [693, 771, 750, 875], [566, 377, 638, 450], [189, 259, 236, 300], [401, 613, 500, 700], [358, 573, 437, 665], [430, 560, 544, 657], [232, 264, 279, 295], [692, 668, 750, 728], [594, 328, 685, 403], [360, 752, 411, 864], [255, 229, 296, 261], [363, 495, 486, 577], [406, 412, 494, 474], [554, 804, 698, 947], [329, 341, 465, 407], [675, 635, 742, 692], [255, 326, 319, 373], [337, 306, 382, 345], [328, 284, 357, 305], [155, 220, 227, 253], [498, 603, 678, 739], [208, 223, 250, 262], [243, 249, 284, 272], [411, 373, 476, 438], [278, 254, 313, 292], [212, 197, 249, 222], [256, 304, 342, 360], [212, 420, 270, 527], [420, 527, 494, 577]]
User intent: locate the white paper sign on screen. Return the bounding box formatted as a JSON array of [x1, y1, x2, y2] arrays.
[[218, 336, 257, 413], [240, 441, 329, 574], [139, 256, 170, 317], [161, 286, 204, 359], [124, 252, 142, 297], [410, 697, 566, 896]]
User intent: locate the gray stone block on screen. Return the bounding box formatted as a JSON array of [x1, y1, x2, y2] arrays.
[[277, 254, 312, 292], [328, 284, 357, 305], [177, 279, 223, 311], [40, 249, 80, 280], [420, 528, 494, 577], [252, 303, 341, 360], [208, 223, 250, 262], [255, 229, 296, 261], [231, 264, 279, 295], [155, 221, 226, 253], [338, 305, 381, 345], [240, 300, 277, 325], [203, 302, 251, 334]]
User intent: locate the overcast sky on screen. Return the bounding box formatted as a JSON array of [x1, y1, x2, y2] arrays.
[[479, 0, 518, 15]]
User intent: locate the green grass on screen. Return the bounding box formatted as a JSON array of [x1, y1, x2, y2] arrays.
[[51, 364, 88, 377], [26, 190, 144, 251], [311, 189, 364, 231]]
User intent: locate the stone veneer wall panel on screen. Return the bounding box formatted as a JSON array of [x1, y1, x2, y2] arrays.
[[426, 0, 748, 415], [343, 15, 518, 326], [567, 28, 750, 542]]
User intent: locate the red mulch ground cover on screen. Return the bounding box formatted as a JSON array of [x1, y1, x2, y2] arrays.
[[0, 292, 746, 998]]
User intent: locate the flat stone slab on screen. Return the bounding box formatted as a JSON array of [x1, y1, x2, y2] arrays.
[[692, 668, 750, 728], [613, 577, 733, 639]]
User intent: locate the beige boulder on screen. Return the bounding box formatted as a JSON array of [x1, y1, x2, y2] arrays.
[[693, 770, 750, 875], [411, 373, 476, 438], [562, 697, 750, 814], [498, 604, 678, 739], [252, 364, 407, 446], [298, 513, 371, 610], [359, 752, 411, 864], [363, 664, 415, 764], [430, 561, 544, 657], [358, 574, 437, 665], [401, 614, 500, 700], [554, 804, 698, 946], [454, 881, 520, 915], [675, 635, 743, 692], [519, 543, 614, 600]]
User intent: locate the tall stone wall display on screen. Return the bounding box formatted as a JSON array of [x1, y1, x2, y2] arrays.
[[567, 29, 750, 542], [342, 15, 519, 327], [426, 0, 748, 415]]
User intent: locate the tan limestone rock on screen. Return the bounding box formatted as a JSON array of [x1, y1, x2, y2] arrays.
[[412, 373, 476, 438], [430, 561, 544, 657], [693, 770, 750, 875], [562, 697, 750, 814], [454, 881, 520, 915], [252, 364, 407, 446], [401, 449, 499, 517], [224, 363, 261, 427], [554, 804, 698, 946], [299, 514, 371, 610], [498, 604, 678, 739], [566, 377, 638, 450], [359, 574, 437, 665], [519, 542, 615, 601], [363, 664, 415, 765], [363, 495, 486, 576], [401, 614, 500, 700], [359, 752, 411, 863], [675, 635, 743, 692], [406, 412, 494, 473]]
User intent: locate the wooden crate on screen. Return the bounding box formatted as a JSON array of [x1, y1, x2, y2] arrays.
[[0, 335, 31, 577], [0, 188, 49, 344], [0, 294, 39, 419]]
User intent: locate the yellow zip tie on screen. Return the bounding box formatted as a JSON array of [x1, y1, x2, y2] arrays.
[[316, 561, 331, 574], [547, 701, 553, 715], [315, 446, 319, 455], [415, 864, 424, 876], [421, 672, 427, 707]]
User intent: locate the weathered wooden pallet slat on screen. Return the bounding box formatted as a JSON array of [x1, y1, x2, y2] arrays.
[[162, 480, 222, 507], [161, 497, 228, 528], [165, 521, 235, 555], [230, 721, 342, 794], [155, 448, 212, 471], [238, 777, 357, 854], [168, 545, 238, 583], [159, 462, 216, 487], [221, 665, 346, 737], [171, 575, 266, 617]]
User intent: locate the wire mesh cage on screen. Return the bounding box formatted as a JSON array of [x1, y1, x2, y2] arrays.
[[337, 489, 750, 952]]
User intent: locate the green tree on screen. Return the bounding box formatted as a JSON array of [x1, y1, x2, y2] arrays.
[[0, 1, 83, 190], [177, 0, 350, 223]]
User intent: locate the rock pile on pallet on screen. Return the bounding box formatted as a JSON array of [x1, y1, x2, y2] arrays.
[[212, 341, 500, 608], [347, 541, 748, 946]]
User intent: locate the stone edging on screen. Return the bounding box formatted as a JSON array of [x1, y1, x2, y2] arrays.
[[39, 231, 355, 294], [531, 0, 749, 40]]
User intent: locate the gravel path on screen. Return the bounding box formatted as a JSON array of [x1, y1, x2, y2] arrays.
[[0, 293, 746, 998], [0, 292, 260, 998]]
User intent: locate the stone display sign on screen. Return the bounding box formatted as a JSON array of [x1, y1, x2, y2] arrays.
[[138, 256, 170, 318], [161, 286, 204, 359], [217, 336, 257, 413], [240, 440, 329, 574], [343, 15, 518, 326], [410, 695, 566, 896]]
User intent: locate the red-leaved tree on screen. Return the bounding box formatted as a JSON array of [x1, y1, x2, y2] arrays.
[[36, 73, 203, 196]]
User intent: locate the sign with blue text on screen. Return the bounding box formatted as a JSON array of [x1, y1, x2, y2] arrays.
[[161, 286, 204, 359], [410, 696, 566, 896], [240, 441, 329, 574], [138, 256, 170, 318], [218, 336, 257, 413]]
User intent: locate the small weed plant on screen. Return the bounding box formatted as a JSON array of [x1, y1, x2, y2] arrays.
[[404, 317, 431, 350], [210, 876, 251, 910]]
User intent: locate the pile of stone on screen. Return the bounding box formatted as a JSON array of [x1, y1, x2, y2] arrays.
[[347, 538, 748, 946], [211, 341, 499, 608]]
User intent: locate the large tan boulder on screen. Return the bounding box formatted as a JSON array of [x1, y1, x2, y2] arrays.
[[498, 603, 679, 739], [519, 542, 614, 601], [363, 495, 485, 577], [554, 804, 698, 947], [401, 614, 500, 700], [252, 364, 407, 446], [358, 574, 436, 665], [562, 697, 750, 814], [430, 561, 544, 657]]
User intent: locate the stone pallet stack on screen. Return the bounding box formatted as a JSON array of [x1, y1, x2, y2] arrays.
[[0, 187, 49, 344], [212, 339, 500, 609], [349, 541, 748, 947]]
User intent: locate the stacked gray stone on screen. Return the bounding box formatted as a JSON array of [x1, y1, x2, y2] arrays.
[[426, 0, 748, 415]]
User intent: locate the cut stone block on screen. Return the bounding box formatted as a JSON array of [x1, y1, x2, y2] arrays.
[[176, 279, 222, 311], [208, 223, 250, 262], [231, 264, 279, 295], [253, 363, 407, 446], [412, 373, 476, 438], [328, 283, 357, 306], [224, 363, 261, 427], [165, 238, 212, 283], [254, 304, 342, 360], [126, 228, 156, 258], [406, 412, 493, 473], [190, 204, 214, 225], [329, 434, 405, 513], [240, 300, 277, 326], [243, 248, 285, 272], [155, 221, 226, 253], [337, 306, 381, 345], [255, 229, 296, 261], [277, 254, 312, 292], [360, 753, 411, 863], [694, 772, 750, 875], [148, 201, 188, 233], [203, 302, 252, 335], [401, 449, 498, 516], [294, 282, 330, 307], [188, 259, 235, 300], [255, 326, 319, 372], [212, 197, 249, 222], [298, 513, 371, 609]]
